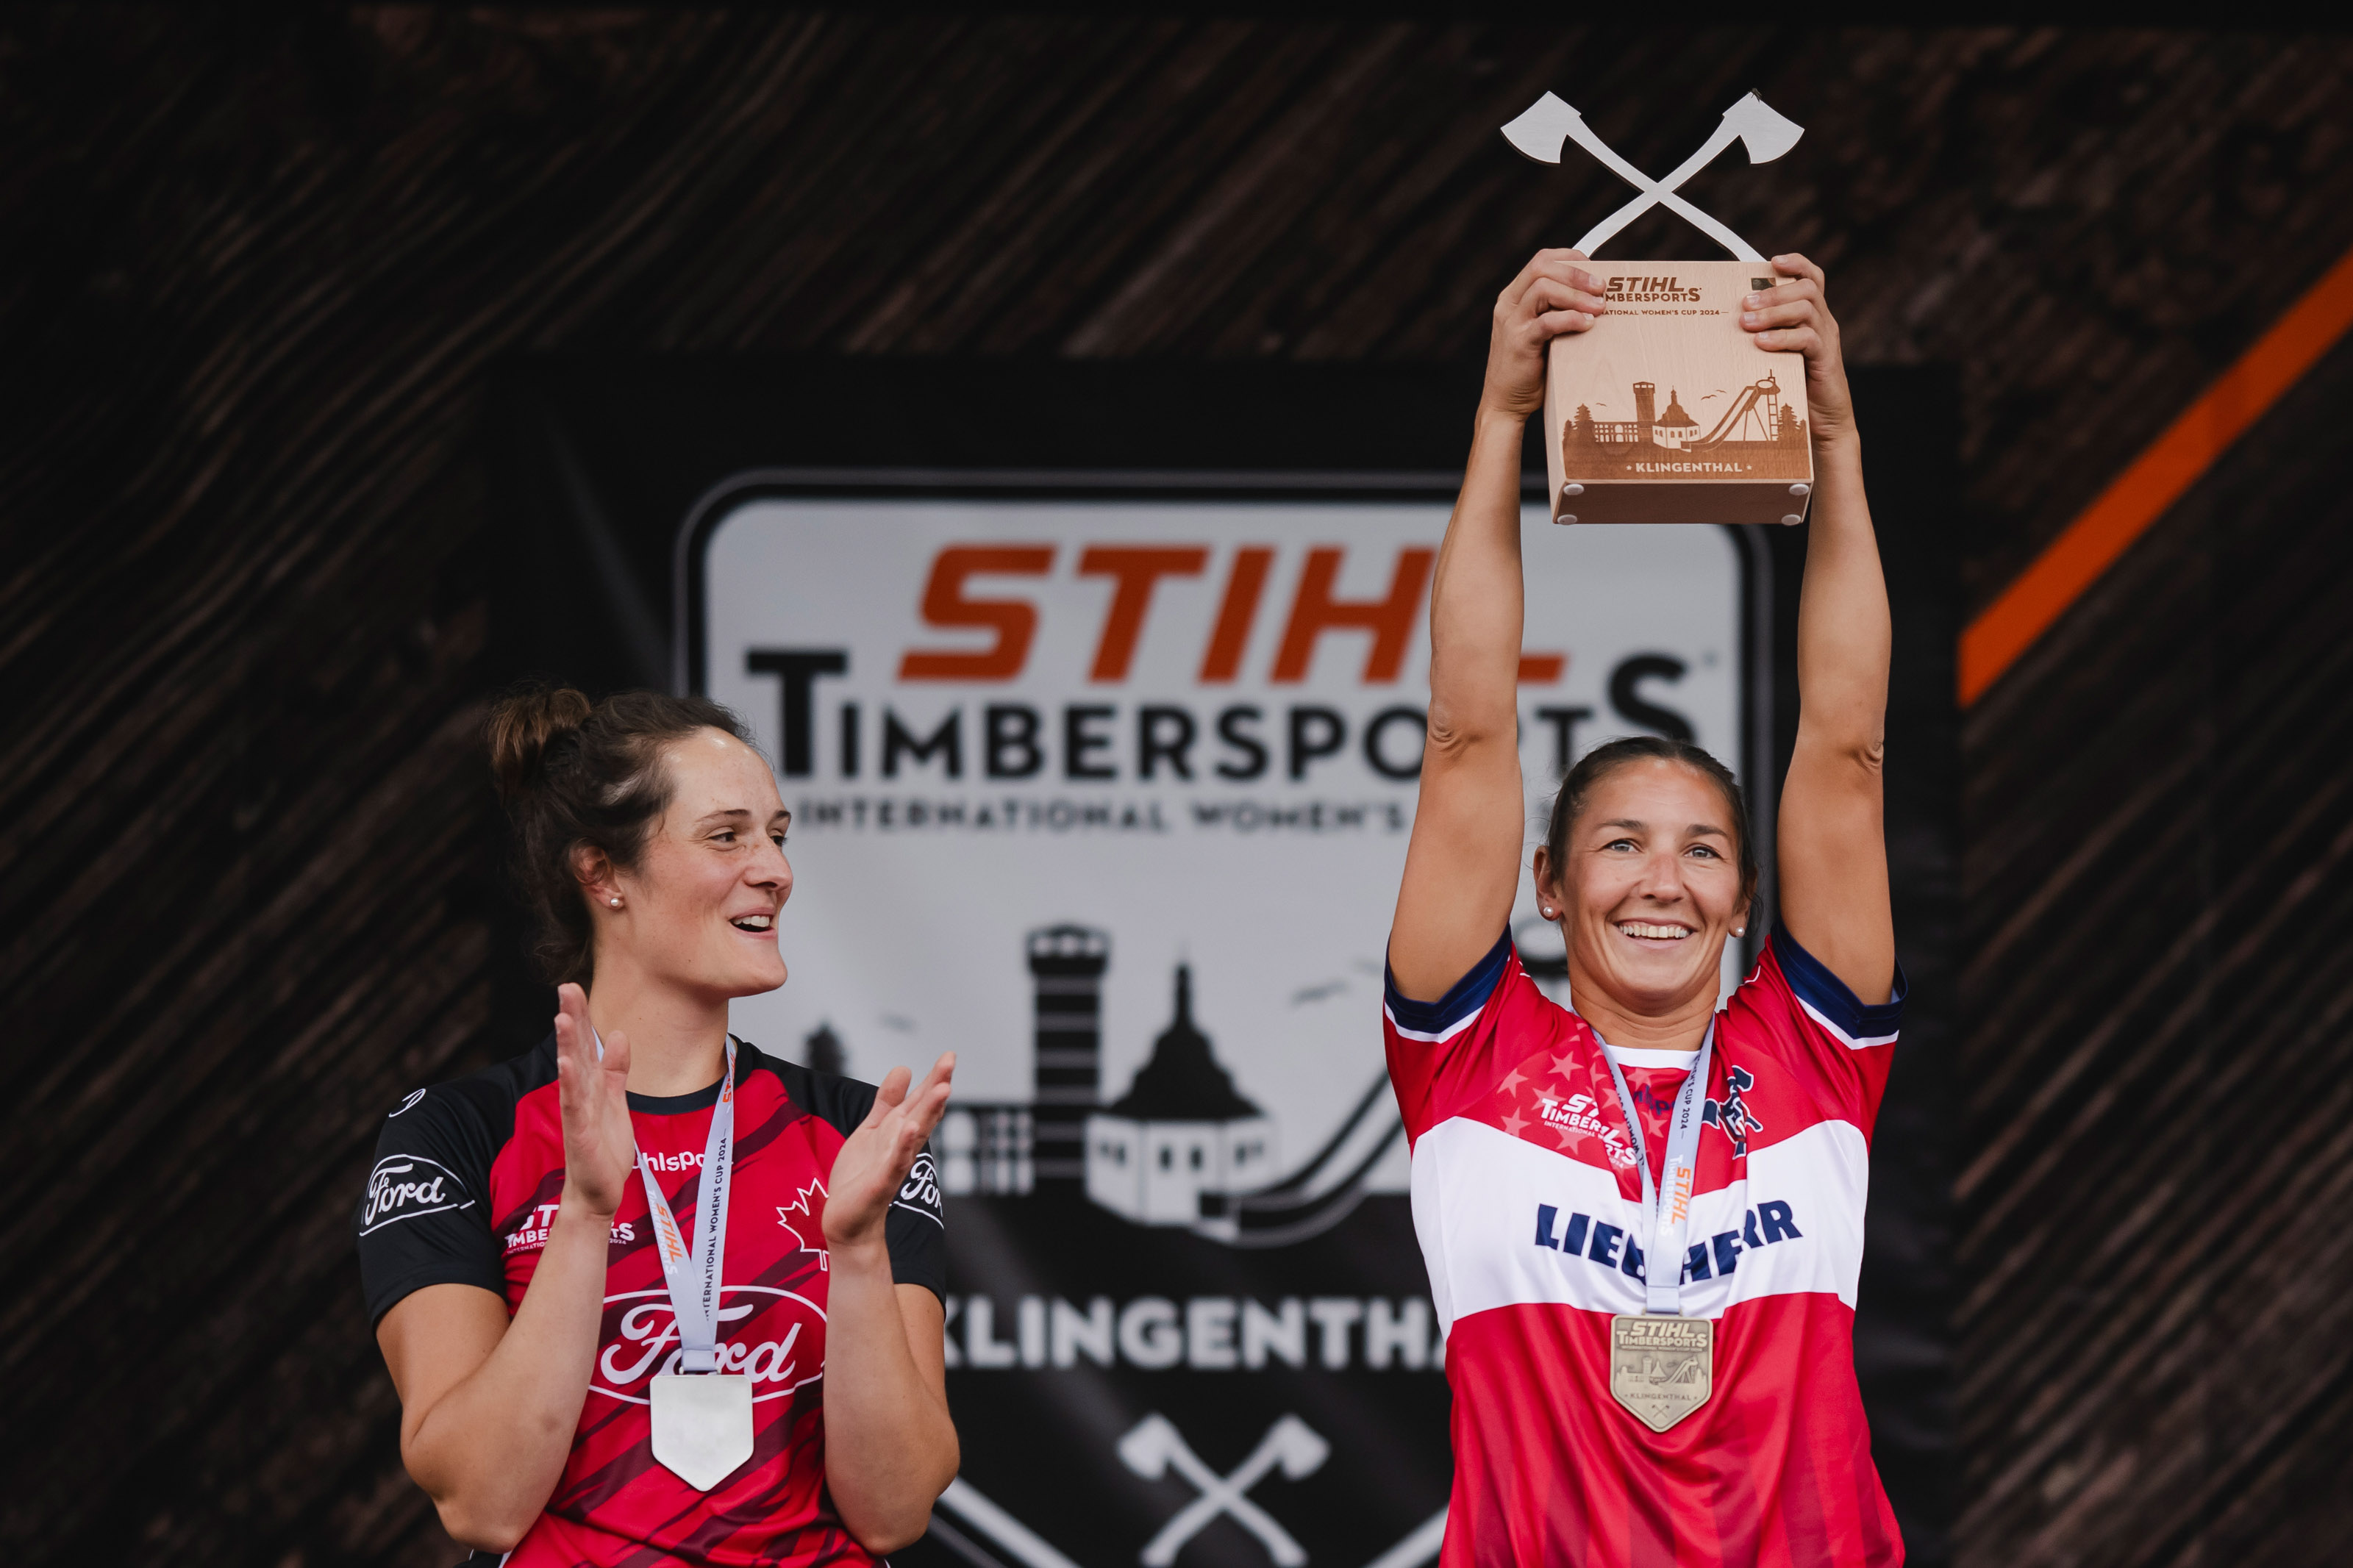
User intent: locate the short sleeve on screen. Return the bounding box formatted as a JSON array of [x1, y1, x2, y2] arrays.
[[354, 1087, 506, 1328], [885, 1145, 947, 1300], [1769, 930, 1906, 1049], [1729, 931, 1909, 1134], [1383, 931, 1520, 1143]]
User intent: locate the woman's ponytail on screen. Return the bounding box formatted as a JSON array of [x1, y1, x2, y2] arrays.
[[486, 685, 593, 804]]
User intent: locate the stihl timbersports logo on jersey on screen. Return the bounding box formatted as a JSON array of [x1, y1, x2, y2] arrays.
[[359, 1156, 469, 1234], [1532, 1090, 1638, 1170], [1702, 1065, 1765, 1158], [501, 1199, 636, 1254]]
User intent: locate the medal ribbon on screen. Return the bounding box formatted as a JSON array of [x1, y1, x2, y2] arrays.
[[601, 1030, 739, 1375], [1595, 1022, 1715, 1316]]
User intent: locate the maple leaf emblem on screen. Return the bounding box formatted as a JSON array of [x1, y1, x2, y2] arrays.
[[776, 1178, 830, 1270]]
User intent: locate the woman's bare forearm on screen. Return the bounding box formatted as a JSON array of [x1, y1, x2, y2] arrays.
[[1390, 252, 1607, 998], [399, 1194, 611, 1548], [822, 1244, 958, 1552], [1428, 408, 1531, 748], [1793, 434, 1890, 756], [1776, 426, 1895, 996], [1389, 409, 1538, 997]]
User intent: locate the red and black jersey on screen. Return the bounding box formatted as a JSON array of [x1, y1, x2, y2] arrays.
[[356, 1035, 945, 1568], [1385, 933, 1905, 1568]]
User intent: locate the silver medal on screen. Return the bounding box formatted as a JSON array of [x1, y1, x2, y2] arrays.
[[619, 1033, 751, 1491], [649, 1371, 755, 1489]]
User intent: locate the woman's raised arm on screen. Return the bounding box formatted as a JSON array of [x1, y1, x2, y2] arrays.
[[1752, 255, 1897, 1003], [1388, 251, 1608, 1000]]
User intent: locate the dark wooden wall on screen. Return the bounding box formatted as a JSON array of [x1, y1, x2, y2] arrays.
[[4, 8, 2352, 1566]]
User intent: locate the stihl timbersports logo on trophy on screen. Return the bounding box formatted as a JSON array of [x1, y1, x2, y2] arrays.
[[1502, 90, 1819, 526], [1606, 276, 1702, 304]]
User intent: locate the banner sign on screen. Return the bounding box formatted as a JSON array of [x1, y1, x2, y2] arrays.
[[687, 483, 1761, 1568]]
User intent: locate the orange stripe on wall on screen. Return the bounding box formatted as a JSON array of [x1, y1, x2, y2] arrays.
[[1958, 243, 2353, 707]]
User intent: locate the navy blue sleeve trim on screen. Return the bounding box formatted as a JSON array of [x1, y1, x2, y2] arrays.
[[1384, 931, 1513, 1038], [1771, 928, 1907, 1043]]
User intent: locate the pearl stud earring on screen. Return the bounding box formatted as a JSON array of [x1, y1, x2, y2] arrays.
[[609, 897, 622, 908]]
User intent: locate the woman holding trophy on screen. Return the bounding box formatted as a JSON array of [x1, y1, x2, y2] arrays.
[[1385, 249, 1904, 1566]]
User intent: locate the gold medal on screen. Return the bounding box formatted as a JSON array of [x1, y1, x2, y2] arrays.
[[1610, 1314, 1712, 1432]]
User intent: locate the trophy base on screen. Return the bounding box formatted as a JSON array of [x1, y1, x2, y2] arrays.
[[1552, 480, 1811, 527]]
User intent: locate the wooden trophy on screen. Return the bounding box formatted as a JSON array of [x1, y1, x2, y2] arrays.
[[1502, 91, 1814, 526]]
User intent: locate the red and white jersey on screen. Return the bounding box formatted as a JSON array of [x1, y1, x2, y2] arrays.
[[1384, 932, 1906, 1568], [355, 1036, 945, 1568]]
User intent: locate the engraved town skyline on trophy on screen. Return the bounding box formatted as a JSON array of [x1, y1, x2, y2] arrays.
[[1560, 370, 1810, 484], [1502, 90, 1818, 526]]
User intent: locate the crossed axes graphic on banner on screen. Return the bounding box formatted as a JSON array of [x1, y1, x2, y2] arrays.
[[1502, 90, 1804, 261], [1119, 1412, 1330, 1567]]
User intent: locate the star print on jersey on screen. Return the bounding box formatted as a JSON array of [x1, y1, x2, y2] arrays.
[[776, 1178, 829, 1270], [1490, 1037, 1638, 1171]]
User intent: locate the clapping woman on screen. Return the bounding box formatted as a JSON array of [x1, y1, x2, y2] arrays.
[[357, 690, 957, 1565]]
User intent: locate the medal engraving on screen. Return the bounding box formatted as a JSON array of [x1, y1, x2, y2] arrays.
[[1610, 1314, 1712, 1433], [650, 1372, 754, 1490]]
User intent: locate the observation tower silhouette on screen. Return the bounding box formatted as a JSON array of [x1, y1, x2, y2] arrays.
[[1027, 924, 1110, 1186]]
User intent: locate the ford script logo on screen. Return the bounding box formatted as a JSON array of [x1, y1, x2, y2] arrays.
[[360, 1156, 468, 1234], [591, 1286, 829, 1406]]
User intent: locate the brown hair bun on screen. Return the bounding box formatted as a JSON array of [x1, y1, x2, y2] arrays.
[[485, 686, 593, 803]]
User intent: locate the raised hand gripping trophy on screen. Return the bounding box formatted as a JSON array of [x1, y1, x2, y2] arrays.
[[1503, 91, 1814, 526]]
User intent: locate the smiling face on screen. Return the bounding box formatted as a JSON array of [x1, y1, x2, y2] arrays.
[[590, 727, 793, 1003], [1535, 757, 1748, 1020]]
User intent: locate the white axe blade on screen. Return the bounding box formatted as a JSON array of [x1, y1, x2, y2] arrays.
[[1721, 91, 1803, 162], [1118, 1414, 1180, 1478], [1500, 91, 1581, 164], [1268, 1415, 1331, 1477]]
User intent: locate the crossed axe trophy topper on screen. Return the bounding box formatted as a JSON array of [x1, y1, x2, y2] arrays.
[[1501, 90, 1804, 261], [1119, 1411, 1329, 1567]]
